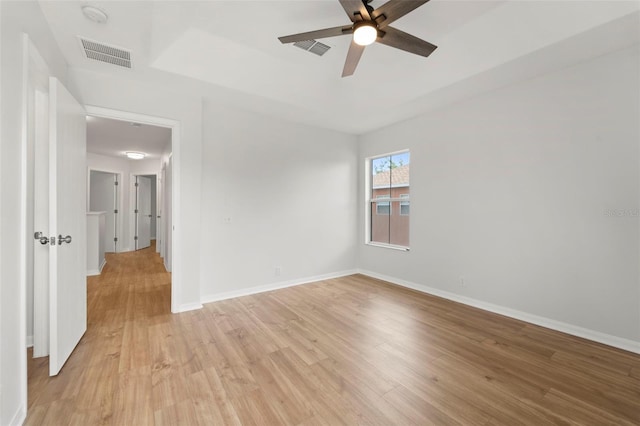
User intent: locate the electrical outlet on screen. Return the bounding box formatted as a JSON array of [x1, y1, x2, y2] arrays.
[[275, 266, 282, 276]]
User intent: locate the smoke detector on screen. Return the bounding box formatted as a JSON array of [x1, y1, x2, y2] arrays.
[[81, 5, 108, 24]]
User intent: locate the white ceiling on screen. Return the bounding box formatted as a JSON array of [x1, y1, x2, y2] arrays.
[[86, 116, 171, 160], [39, 0, 640, 135]]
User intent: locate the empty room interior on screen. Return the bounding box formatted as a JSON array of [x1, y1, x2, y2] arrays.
[[1, 0, 639, 425]]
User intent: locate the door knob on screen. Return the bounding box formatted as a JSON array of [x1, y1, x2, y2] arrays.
[[34, 231, 54, 245], [58, 235, 72, 245]]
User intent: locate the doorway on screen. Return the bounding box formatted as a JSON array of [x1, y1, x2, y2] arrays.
[[88, 170, 120, 253], [133, 174, 157, 251], [84, 106, 180, 311], [20, 35, 184, 416]]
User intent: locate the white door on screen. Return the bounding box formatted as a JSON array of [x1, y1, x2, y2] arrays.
[[48, 77, 87, 376], [136, 176, 151, 250], [89, 171, 117, 252]]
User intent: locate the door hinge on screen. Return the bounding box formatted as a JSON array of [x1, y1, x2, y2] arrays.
[[134, 209, 139, 213], [114, 237, 118, 242], [135, 182, 139, 187], [134, 236, 138, 241], [114, 181, 119, 186], [114, 209, 118, 214]]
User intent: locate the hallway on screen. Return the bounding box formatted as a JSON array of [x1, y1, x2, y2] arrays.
[[26, 242, 171, 425]]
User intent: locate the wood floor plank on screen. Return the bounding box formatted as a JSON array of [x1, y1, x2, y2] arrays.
[[25, 243, 640, 425]]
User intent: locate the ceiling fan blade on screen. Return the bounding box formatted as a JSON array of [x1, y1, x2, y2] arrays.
[[338, 0, 371, 22], [342, 40, 366, 77], [278, 25, 353, 44], [371, 0, 430, 28], [377, 26, 437, 57]]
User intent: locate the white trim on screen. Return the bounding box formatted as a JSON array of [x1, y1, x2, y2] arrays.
[[201, 269, 358, 305], [8, 406, 26, 426], [26, 335, 33, 348], [176, 302, 204, 313], [86, 258, 105, 277], [84, 105, 183, 314], [372, 183, 410, 189], [357, 269, 640, 355], [365, 242, 410, 252], [18, 33, 32, 423]]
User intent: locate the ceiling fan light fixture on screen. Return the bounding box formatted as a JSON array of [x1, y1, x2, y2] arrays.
[[125, 151, 145, 160], [353, 23, 377, 46]]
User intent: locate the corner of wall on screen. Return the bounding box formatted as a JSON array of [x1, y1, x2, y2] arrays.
[[357, 269, 640, 355]]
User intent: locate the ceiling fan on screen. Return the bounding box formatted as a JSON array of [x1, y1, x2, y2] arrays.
[[278, 0, 436, 77]]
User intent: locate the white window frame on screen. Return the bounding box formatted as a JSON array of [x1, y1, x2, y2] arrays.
[[365, 150, 410, 251]]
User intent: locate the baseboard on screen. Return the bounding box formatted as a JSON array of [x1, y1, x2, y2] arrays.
[[26, 335, 33, 348], [8, 405, 26, 426], [99, 259, 106, 273], [176, 302, 203, 313], [201, 269, 358, 305], [357, 269, 640, 355], [86, 269, 101, 276]]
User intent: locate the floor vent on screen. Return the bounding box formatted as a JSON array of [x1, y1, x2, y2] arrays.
[[293, 40, 331, 56], [78, 37, 132, 69]]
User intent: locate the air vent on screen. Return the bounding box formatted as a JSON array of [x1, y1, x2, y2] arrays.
[[293, 40, 331, 56], [78, 37, 132, 69]]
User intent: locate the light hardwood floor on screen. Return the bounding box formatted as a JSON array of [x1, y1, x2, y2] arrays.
[[25, 244, 640, 425]]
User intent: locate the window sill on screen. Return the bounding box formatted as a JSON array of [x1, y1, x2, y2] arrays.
[[365, 242, 410, 252]]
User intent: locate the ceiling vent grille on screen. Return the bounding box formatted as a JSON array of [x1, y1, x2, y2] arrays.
[[293, 40, 331, 56], [78, 37, 132, 69]]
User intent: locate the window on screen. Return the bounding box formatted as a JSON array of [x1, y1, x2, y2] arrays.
[[367, 151, 410, 249], [400, 194, 410, 216], [376, 195, 391, 215]]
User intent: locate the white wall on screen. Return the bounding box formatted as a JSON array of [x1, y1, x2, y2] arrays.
[[0, 2, 68, 424], [358, 45, 640, 345], [70, 68, 203, 310], [199, 102, 358, 300]]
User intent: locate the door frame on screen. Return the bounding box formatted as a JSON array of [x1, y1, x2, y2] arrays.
[[87, 168, 123, 253], [18, 33, 41, 421], [84, 106, 182, 314]]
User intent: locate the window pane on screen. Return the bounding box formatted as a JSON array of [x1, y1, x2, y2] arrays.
[[376, 195, 390, 215], [391, 199, 409, 246], [368, 151, 409, 248], [371, 156, 391, 199], [370, 202, 390, 244], [400, 194, 409, 215]]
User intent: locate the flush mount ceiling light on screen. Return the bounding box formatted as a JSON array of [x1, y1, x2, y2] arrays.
[[125, 152, 145, 160], [353, 22, 377, 46], [81, 5, 108, 24]]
